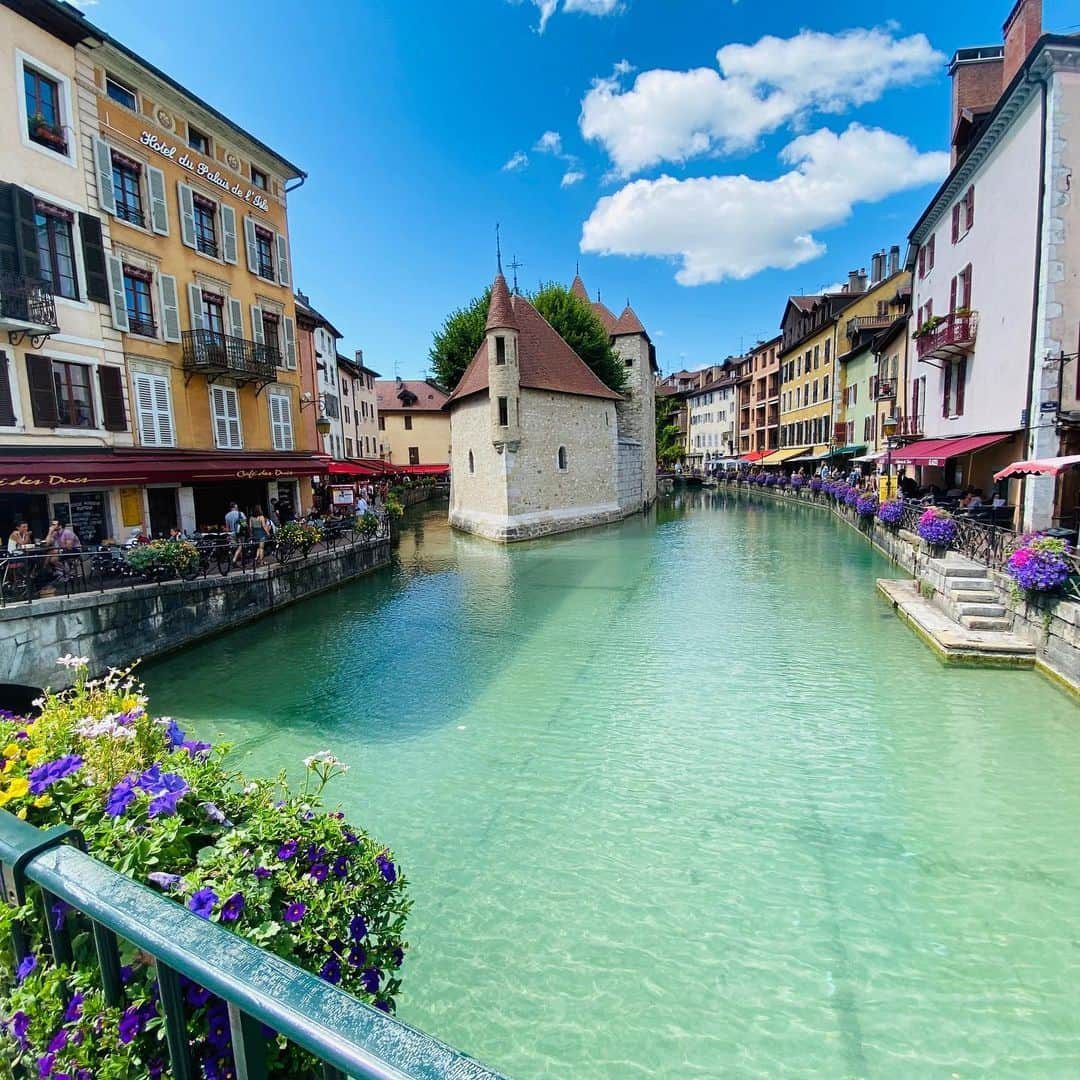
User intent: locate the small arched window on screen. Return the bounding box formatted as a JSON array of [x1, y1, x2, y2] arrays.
[[557, 446, 568, 472], [468, 450, 475, 474]]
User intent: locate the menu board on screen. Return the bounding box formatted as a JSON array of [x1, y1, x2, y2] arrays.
[[68, 491, 107, 546]]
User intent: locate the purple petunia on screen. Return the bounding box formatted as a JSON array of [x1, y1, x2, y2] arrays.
[[200, 802, 227, 824], [319, 957, 342, 985], [105, 776, 137, 817], [37, 1053, 54, 1078], [376, 855, 397, 884], [359, 967, 381, 994], [253, 866, 271, 880], [188, 888, 218, 919], [27, 754, 83, 794], [50, 900, 69, 932], [146, 771, 188, 818], [220, 892, 245, 922], [347, 944, 366, 968], [332, 855, 349, 878], [16, 953, 36, 982], [163, 718, 185, 748], [283, 902, 307, 925], [118, 1005, 145, 1045], [148, 872, 183, 892], [277, 839, 298, 861], [47, 1029, 69, 1053], [349, 915, 367, 941], [63, 992, 84, 1024], [309, 862, 329, 883], [181, 740, 212, 758]]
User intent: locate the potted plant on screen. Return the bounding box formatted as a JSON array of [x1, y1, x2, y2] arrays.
[[29, 112, 66, 151], [916, 507, 957, 551], [877, 498, 904, 529], [855, 493, 878, 519], [1005, 533, 1072, 601]]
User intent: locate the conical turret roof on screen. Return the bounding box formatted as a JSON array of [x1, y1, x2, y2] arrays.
[[612, 304, 646, 337], [486, 272, 518, 331], [570, 274, 589, 301]]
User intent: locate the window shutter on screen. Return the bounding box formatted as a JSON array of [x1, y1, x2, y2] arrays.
[[220, 204, 238, 265], [243, 216, 258, 272], [912, 378, 920, 422], [228, 297, 244, 338], [966, 185, 975, 229], [187, 283, 206, 331], [147, 166, 169, 235], [177, 182, 196, 248], [133, 371, 174, 447], [26, 354, 58, 426], [942, 361, 952, 418], [928, 234, 935, 269], [276, 233, 290, 287], [225, 387, 241, 447], [98, 365, 128, 431], [282, 314, 296, 369], [918, 248, 925, 279], [211, 386, 241, 448], [158, 274, 181, 341], [93, 137, 117, 216], [956, 357, 966, 417], [12, 186, 41, 280], [963, 264, 973, 309], [0, 183, 17, 274], [0, 351, 16, 426], [105, 254, 129, 331], [79, 213, 110, 304], [949, 275, 957, 314], [951, 204, 960, 244], [270, 393, 294, 450], [153, 372, 174, 446], [250, 305, 264, 345]]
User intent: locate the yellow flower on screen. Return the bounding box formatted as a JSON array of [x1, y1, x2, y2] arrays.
[[32, 794, 52, 809], [6, 777, 29, 799], [2, 758, 12, 775], [2, 743, 19, 759], [24, 747, 45, 766], [16, 807, 26, 820]]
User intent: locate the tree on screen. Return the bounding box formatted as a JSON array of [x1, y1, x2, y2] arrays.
[[655, 393, 683, 468], [428, 282, 627, 394]]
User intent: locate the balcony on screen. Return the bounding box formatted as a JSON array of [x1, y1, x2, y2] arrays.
[[916, 311, 978, 361], [0, 272, 59, 346], [127, 312, 157, 338], [181, 328, 279, 387], [897, 414, 924, 438], [874, 379, 896, 400], [846, 314, 893, 340]]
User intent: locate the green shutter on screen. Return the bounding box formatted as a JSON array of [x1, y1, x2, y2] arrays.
[[282, 315, 296, 369], [13, 186, 41, 281], [158, 274, 181, 342], [276, 233, 290, 287], [79, 213, 110, 304], [147, 166, 169, 235], [25, 354, 58, 427], [177, 182, 196, 248], [98, 365, 128, 432], [243, 216, 258, 272], [0, 351, 16, 427], [105, 255, 129, 331], [93, 136, 117, 216], [220, 205, 237, 264]]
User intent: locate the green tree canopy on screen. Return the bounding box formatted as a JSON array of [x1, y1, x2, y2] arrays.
[[655, 393, 683, 468], [429, 282, 626, 395]]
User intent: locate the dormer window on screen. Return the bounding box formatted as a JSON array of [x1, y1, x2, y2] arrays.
[[495, 336, 506, 365]]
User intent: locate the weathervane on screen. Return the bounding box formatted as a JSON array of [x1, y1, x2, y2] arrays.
[[507, 254, 524, 294], [496, 223, 503, 274]]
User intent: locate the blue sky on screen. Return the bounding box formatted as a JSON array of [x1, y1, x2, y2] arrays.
[[81, 0, 1077, 378]]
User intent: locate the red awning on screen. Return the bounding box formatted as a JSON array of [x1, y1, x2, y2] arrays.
[[0, 450, 332, 490], [327, 461, 381, 477], [892, 432, 1013, 467], [995, 454, 1080, 482], [740, 451, 769, 463], [390, 463, 449, 476]]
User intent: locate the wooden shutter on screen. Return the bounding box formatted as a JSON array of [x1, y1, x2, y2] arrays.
[[79, 213, 110, 304], [211, 385, 241, 448], [25, 354, 58, 426], [177, 182, 196, 248], [147, 166, 169, 235], [250, 305, 264, 344], [0, 183, 17, 274], [928, 234, 935, 270], [911, 378, 920, 425], [962, 264, 973, 309], [133, 370, 174, 447], [966, 185, 975, 229], [949, 275, 957, 314], [270, 393, 294, 450], [0, 351, 16, 426], [158, 274, 181, 341], [220, 204, 238, 265], [951, 204, 960, 244], [243, 216, 258, 272], [956, 358, 967, 417], [228, 297, 244, 338], [276, 233, 290, 287], [98, 365, 128, 431], [105, 254, 129, 331], [93, 137, 117, 216], [918, 248, 925, 279], [187, 283, 206, 331], [942, 361, 952, 418], [12, 186, 41, 280], [282, 314, 296, 368]]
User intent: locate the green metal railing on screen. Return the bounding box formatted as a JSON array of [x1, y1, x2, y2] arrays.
[[0, 812, 504, 1079]]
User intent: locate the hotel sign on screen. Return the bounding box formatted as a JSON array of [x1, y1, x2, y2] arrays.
[[140, 132, 271, 212]]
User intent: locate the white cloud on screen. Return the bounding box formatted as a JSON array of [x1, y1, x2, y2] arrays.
[[521, 0, 623, 33], [580, 124, 948, 285], [502, 151, 529, 172], [561, 170, 586, 187], [580, 27, 945, 177], [613, 59, 635, 76], [534, 131, 564, 155]]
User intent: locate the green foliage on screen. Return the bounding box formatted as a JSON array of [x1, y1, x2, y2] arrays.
[[276, 520, 323, 550], [383, 492, 404, 519], [123, 539, 199, 576], [655, 393, 684, 468], [356, 510, 380, 537], [0, 660, 410, 1078], [428, 282, 627, 394]]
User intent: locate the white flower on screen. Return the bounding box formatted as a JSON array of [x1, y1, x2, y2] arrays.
[[303, 750, 340, 769], [56, 654, 89, 668]]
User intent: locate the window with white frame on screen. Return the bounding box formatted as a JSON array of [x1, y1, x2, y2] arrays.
[[210, 385, 242, 448], [17, 52, 74, 162], [132, 369, 175, 447], [268, 391, 294, 451]]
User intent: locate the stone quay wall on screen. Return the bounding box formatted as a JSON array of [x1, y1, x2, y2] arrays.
[[1, 538, 391, 692], [718, 481, 1080, 694]]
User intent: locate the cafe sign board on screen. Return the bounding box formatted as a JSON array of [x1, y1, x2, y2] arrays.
[[0, 475, 92, 488], [140, 132, 271, 213]]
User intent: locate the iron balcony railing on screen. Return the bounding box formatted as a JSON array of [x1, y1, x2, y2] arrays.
[[916, 311, 979, 360], [182, 328, 280, 381], [0, 271, 59, 331], [897, 414, 924, 437], [0, 810, 503, 1080], [115, 201, 146, 228], [127, 311, 157, 337], [874, 380, 895, 400]]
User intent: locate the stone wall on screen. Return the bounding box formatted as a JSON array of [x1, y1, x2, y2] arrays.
[[0, 538, 391, 692], [612, 333, 657, 505], [616, 438, 644, 512]]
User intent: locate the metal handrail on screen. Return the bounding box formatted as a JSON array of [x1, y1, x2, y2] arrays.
[[182, 328, 280, 381], [0, 271, 59, 330], [0, 811, 502, 1080]]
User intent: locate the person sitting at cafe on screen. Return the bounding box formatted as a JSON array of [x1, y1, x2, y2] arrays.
[[959, 488, 984, 509], [7, 521, 31, 553], [57, 523, 81, 552]]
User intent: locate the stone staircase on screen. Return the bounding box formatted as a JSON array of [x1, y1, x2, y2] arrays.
[[937, 561, 1012, 631]]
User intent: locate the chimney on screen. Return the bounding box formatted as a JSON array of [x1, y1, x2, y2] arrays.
[[948, 46, 1005, 164], [889, 245, 900, 276], [871, 251, 885, 284], [1002, 0, 1042, 87], [354, 349, 364, 366], [847, 269, 860, 293]]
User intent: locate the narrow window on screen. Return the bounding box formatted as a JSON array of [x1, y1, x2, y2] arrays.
[[408, 446, 420, 465], [123, 266, 155, 336], [112, 153, 144, 227], [378, 416, 385, 431], [625, 356, 633, 367], [468, 449, 475, 473], [262, 311, 281, 359], [495, 336, 506, 365], [35, 202, 78, 300], [558, 446, 569, 471], [251, 167, 268, 191], [404, 414, 413, 430], [254, 226, 275, 279], [24, 67, 66, 153], [52, 360, 94, 428], [192, 193, 218, 257], [188, 125, 211, 154], [497, 396, 509, 426], [203, 293, 226, 341], [105, 74, 137, 110]]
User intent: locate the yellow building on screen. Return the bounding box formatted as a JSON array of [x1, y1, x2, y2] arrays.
[[376, 379, 450, 471]]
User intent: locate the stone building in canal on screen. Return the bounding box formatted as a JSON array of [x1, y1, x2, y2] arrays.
[[446, 268, 656, 542]]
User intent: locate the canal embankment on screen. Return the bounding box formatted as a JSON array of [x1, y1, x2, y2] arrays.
[[0, 534, 391, 691], [717, 480, 1080, 694]]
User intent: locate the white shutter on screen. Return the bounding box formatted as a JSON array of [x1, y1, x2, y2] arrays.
[[158, 274, 181, 342], [228, 297, 244, 338], [220, 205, 238, 265], [147, 166, 169, 235], [178, 182, 196, 248], [133, 371, 174, 448], [105, 255, 129, 331], [187, 283, 206, 331], [250, 305, 264, 345], [269, 393, 294, 451], [243, 216, 258, 273], [93, 136, 116, 216], [276, 233, 290, 287], [282, 315, 296, 369], [211, 386, 242, 449]]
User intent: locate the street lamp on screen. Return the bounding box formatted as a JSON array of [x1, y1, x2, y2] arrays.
[[882, 413, 898, 499], [300, 393, 333, 437]]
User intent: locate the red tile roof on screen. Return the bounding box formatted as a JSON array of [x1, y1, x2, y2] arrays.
[[570, 274, 589, 301], [591, 300, 618, 333], [486, 272, 518, 331], [612, 304, 646, 337], [448, 284, 623, 405], [375, 380, 450, 412]]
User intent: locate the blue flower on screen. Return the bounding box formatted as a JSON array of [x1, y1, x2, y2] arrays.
[[376, 855, 397, 883], [359, 967, 381, 994], [50, 900, 68, 931], [320, 957, 341, 984], [118, 1005, 145, 1044], [347, 944, 366, 968], [309, 862, 329, 883], [105, 776, 136, 817], [253, 866, 271, 880], [16, 953, 36, 982], [163, 718, 185, 748], [220, 892, 245, 923], [332, 855, 349, 878], [148, 871, 184, 892], [181, 740, 212, 758], [283, 902, 306, 924], [62, 992, 84, 1023], [47, 1029, 68, 1053], [200, 802, 227, 825], [277, 840, 298, 860], [188, 888, 218, 919], [349, 915, 367, 941], [27, 754, 83, 794], [36, 1052, 54, 1078]]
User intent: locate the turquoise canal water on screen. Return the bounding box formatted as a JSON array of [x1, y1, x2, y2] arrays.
[[142, 492, 1080, 1078]]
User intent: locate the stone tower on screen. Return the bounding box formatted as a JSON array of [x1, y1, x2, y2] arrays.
[[611, 305, 657, 506], [486, 271, 520, 452]]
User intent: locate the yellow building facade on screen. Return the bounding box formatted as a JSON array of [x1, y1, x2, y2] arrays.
[[376, 380, 450, 469]]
